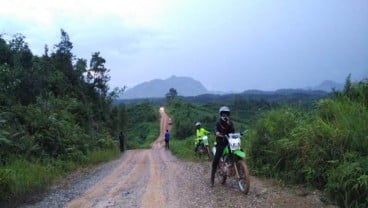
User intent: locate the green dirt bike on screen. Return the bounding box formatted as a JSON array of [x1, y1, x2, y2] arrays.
[[212, 132, 250, 194], [195, 135, 212, 161]]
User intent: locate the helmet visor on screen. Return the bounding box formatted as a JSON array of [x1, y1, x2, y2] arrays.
[[220, 111, 230, 117]]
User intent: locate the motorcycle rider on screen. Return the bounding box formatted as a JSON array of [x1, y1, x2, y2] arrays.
[[194, 121, 210, 152], [210, 106, 235, 187]]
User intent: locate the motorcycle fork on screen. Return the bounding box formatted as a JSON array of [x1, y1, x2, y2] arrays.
[[233, 159, 241, 179]]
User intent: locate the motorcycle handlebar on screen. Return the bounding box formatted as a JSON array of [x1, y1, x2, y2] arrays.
[[217, 130, 248, 138]]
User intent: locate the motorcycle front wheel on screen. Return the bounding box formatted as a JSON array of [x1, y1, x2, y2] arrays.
[[236, 160, 250, 194]]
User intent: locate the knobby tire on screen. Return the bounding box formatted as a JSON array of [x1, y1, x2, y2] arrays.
[[236, 160, 250, 194]]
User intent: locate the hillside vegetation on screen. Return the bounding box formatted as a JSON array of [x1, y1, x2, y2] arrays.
[[124, 101, 159, 149], [249, 77, 368, 208], [0, 31, 126, 202]]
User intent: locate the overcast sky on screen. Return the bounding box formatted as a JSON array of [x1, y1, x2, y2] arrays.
[[1, 0, 367, 92]]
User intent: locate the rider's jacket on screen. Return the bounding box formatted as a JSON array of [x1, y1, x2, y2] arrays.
[[196, 127, 209, 142], [215, 119, 235, 146]]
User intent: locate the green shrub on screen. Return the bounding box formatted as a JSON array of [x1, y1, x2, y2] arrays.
[[125, 101, 159, 149], [0, 159, 58, 201], [249, 78, 368, 207], [249, 108, 303, 177], [326, 155, 368, 208]]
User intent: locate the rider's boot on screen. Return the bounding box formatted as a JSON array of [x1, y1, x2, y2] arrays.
[[210, 169, 215, 187]]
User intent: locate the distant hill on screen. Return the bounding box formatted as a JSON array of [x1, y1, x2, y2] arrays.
[[120, 75, 209, 99], [181, 88, 328, 104], [309, 80, 344, 92], [116, 87, 329, 106], [119, 78, 342, 100]]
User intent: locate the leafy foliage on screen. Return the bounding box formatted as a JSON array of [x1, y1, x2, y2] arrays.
[[125, 101, 159, 149], [0, 30, 125, 202], [249, 77, 368, 207], [326, 154, 368, 208], [167, 98, 217, 139], [166, 88, 178, 103]]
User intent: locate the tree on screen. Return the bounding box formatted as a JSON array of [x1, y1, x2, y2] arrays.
[[74, 58, 87, 81], [6, 34, 36, 104], [9, 33, 33, 69], [118, 104, 128, 132], [166, 88, 178, 102], [50, 29, 75, 96], [0, 35, 11, 65], [88, 52, 110, 98], [54, 29, 73, 60], [343, 74, 353, 99]]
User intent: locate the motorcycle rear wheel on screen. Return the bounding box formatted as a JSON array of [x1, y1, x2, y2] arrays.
[[236, 160, 250, 194], [205, 146, 212, 161], [196, 144, 205, 157]]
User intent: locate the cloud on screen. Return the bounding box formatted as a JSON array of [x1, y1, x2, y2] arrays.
[[1, 0, 367, 92]]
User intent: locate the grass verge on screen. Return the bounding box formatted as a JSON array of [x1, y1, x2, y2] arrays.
[[0, 146, 120, 203]]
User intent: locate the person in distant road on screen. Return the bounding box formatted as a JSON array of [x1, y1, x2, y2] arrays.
[[210, 106, 235, 187], [119, 131, 125, 152], [194, 121, 210, 152], [164, 129, 170, 149]]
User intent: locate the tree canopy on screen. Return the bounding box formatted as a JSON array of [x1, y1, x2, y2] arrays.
[[0, 29, 125, 162]]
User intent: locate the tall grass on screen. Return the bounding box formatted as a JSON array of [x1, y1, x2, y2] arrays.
[[249, 78, 368, 207], [0, 146, 120, 202], [86, 147, 121, 164], [0, 159, 59, 201], [170, 136, 198, 161], [126, 122, 159, 149]]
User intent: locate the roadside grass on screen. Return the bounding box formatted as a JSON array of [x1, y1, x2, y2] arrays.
[[126, 122, 159, 149], [86, 146, 121, 164], [0, 146, 120, 202], [141, 122, 160, 148], [0, 159, 59, 201], [170, 137, 196, 161], [170, 134, 251, 164]]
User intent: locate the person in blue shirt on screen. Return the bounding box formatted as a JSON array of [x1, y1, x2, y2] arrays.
[[164, 129, 170, 149]]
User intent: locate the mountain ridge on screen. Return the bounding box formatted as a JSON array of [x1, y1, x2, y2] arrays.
[[120, 75, 209, 99], [120, 76, 344, 100]]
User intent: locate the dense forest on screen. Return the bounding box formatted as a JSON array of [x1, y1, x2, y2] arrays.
[[0, 30, 127, 201]]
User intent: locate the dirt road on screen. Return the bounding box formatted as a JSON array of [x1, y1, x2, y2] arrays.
[[20, 107, 337, 208], [66, 107, 178, 208]]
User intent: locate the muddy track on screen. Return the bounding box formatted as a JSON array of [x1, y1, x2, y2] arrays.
[[18, 108, 337, 208]]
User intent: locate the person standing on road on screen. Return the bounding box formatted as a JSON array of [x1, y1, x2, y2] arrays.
[[119, 131, 125, 152], [210, 106, 234, 187], [164, 129, 170, 149], [194, 121, 210, 152]]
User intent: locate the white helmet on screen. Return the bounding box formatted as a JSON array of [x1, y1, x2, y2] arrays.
[[219, 106, 230, 115], [195, 121, 201, 127]]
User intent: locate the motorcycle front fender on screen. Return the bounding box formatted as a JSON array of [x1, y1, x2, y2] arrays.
[[233, 149, 246, 158]]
